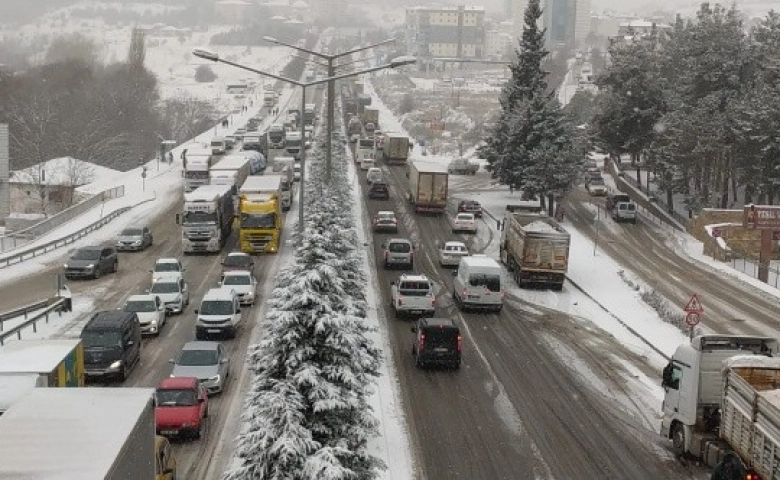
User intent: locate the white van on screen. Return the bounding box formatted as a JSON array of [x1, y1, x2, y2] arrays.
[[452, 255, 504, 312], [210, 137, 227, 155], [366, 167, 382, 184], [360, 157, 375, 171], [195, 287, 242, 339]]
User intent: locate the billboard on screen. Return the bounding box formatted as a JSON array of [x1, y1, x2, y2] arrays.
[[743, 205, 780, 230]]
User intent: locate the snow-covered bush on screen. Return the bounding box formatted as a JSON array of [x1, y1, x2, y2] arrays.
[[225, 105, 383, 480]]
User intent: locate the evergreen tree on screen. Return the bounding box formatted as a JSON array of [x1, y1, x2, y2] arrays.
[[482, 0, 584, 214]]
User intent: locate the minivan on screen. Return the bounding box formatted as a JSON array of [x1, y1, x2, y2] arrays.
[[81, 310, 142, 381], [366, 167, 382, 185], [411, 317, 461, 369], [195, 288, 242, 339], [452, 255, 504, 312]]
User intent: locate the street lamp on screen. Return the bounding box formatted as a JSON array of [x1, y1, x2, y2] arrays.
[[261, 37, 397, 183], [192, 47, 415, 238]]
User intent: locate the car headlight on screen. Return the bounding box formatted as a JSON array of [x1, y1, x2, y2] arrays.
[[150, 319, 158, 326], [85, 264, 95, 269], [109, 360, 123, 369], [173, 295, 182, 303], [132, 240, 142, 245], [63, 263, 68, 268], [207, 375, 221, 383]]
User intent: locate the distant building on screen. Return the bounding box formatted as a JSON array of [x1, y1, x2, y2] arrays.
[[8, 158, 116, 216], [511, 0, 590, 48], [610, 20, 672, 47], [406, 6, 486, 59], [484, 29, 514, 59], [214, 0, 254, 24], [574, 0, 591, 43]]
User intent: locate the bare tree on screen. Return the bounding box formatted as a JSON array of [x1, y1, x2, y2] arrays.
[[13, 158, 95, 215], [45, 33, 98, 66], [161, 95, 218, 143]]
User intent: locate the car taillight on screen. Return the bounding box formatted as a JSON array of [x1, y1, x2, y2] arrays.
[[398, 297, 403, 306], [462, 289, 468, 298], [419, 332, 425, 351], [457, 334, 463, 352]]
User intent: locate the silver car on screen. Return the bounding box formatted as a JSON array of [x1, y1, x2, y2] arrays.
[[148, 278, 190, 314], [115, 226, 153, 251], [169, 341, 230, 395], [438, 241, 469, 267]]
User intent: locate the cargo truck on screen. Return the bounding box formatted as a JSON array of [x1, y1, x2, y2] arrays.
[[209, 154, 250, 194], [408, 160, 448, 215], [304, 103, 316, 126], [0, 339, 84, 415], [270, 159, 294, 211], [0, 388, 157, 479], [183, 147, 215, 192], [285, 131, 303, 160], [179, 183, 235, 253], [238, 175, 284, 253], [362, 107, 379, 128], [661, 335, 780, 479], [499, 206, 570, 290], [384, 134, 410, 166], [263, 90, 277, 107], [267, 124, 286, 149], [447, 157, 480, 175]]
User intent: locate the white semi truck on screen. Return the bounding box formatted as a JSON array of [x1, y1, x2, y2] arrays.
[[661, 335, 780, 479], [179, 183, 235, 254], [408, 160, 448, 215], [183, 147, 214, 192], [209, 154, 250, 193]]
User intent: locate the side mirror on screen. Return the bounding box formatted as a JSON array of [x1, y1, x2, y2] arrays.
[[661, 364, 673, 388], [198, 398, 205, 404], [452, 271, 457, 277], [194, 309, 199, 314], [390, 281, 396, 286], [236, 308, 242, 313], [126, 340, 134, 346], [410, 326, 417, 333], [221, 358, 229, 364], [168, 359, 175, 364]]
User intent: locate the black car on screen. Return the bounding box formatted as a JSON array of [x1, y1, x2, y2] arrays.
[[64, 246, 118, 279], [457, 200, 482, 217], [368, 181, 390, 200], [81, 310, 142, 381], [411, 318, 461, 369]]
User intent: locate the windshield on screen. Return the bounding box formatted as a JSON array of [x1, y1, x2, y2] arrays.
[[399, 282, 431, 296], [81, 330, 122, 348], [224, 255, 251, 268], [590, 179, 605, 186], [182, 211, 216, 224], [177, 349, 218, 366], [200, 300, 234, 316], [468, 274, 501, 292], [124, 300, 156, 312], [155, 262, 180, 272], [388, 242, 411, 253], [185, 171, 209, 180], [120, 228, 142, 236], [241, 213, 276, 229], [287, 139, 301, 147], [71, 249, 100, 261], [223, 275, 251, 286], [151, 282, 180, 294], [156, 389, 198, 407]]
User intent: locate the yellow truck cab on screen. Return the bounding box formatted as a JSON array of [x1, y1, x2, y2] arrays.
[[238, 176, 284, 253]]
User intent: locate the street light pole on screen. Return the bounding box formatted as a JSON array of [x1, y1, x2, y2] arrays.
[[298, 85, 306, 238]]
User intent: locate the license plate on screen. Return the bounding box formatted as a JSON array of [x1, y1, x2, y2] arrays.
[[208, 329, 221, 333], [410, 310, 422, 314], [468, 295, 480, 299], [434, 348, 449, 353], [161, 430, 178, 435]]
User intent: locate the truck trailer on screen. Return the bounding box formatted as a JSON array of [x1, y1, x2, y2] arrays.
[[267, 124, 286, 149], [408, 160, 448, 215], [362, 107, 379, 128], [384, 134, 410, 165], [0, 339, 84, 415], [209, 154, 251, 193], [183, 147, 214, 192], [238, 176, 284, 253], [0, 388, 157, 479], [179, 183, 235, 254], [661, 335, 780, 479], [499, 207, 570, 290]]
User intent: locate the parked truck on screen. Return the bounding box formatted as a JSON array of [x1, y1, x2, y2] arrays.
[[661, 335, 780, 479], [0, 388, 157, 479], [408, 160, 448, 215], [179, 183, 235, 253], [384, 134, 410, 165], [0, 339, 84, 415], [499, 206, 570, 290], [447, 157, 480, 175], [209, 154, 250, 194], [238, 175, 284, 254], [362, 107, 379, 129], [183, 147, 215, 192]]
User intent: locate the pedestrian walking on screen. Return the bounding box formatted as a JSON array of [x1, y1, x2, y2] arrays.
[[167, 152, 173, 164]]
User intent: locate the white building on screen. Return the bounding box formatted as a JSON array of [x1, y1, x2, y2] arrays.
[[485, 29, 514, 59], [406, 6, 486, 59], [574, 0, 591, 43]]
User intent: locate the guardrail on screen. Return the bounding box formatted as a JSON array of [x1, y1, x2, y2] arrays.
[[0, 297, 68, 345], [0, 205, 132, 269], [0, 298, 53, 332]]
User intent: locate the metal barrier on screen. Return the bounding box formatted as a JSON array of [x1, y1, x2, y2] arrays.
[[0, 298, 53, 332], [608, 161, 686, 231], [0, 297, 68, 345], [0, 185, 126, 253]]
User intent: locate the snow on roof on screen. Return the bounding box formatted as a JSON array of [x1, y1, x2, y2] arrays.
[[0, 374, 41, 411], [411, 160, 449, 173], [0, 388, 155, 478], [240, 176, 282, 193], [723, 354, 780, 371], [271, 15, 286, 20], [0, 339, 81, 374], [212, 155, 250, 170], [461, 255, 500, 268], [9, 157, 119, 187], [184, 183, 233, 202], [292, 0, 308, 7], [524, 220, 559, 233]]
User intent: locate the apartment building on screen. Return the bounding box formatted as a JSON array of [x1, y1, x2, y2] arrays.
[[406, 6, 486, 59]]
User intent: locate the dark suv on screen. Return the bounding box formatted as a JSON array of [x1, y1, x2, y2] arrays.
[[411, 318, 461, 369], [64, 246, 118, 279], [368, 181, 390, 200], [457, 200, 482, 217]]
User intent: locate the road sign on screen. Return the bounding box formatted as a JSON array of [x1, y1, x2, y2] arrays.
[[684, 294, 704, 314], [744, 205, 780, 230], [685, 312, 700, 326]]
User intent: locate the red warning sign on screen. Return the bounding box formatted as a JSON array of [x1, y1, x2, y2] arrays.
[[684, 294, 704, 314]]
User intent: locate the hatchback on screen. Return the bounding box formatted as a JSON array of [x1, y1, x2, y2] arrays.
[[169, 341, 230, 395], [368, 181, 390, 200], [457, 200, 482, 218], [438, 241, 469, 267], [381, 238, 414, 269], [221, 251, 255, 276]]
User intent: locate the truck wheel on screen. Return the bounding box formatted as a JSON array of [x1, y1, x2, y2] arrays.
[[671, 423, 686, 456]]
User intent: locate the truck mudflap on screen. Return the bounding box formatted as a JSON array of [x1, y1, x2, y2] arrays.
[[413, 203, 446, 214]]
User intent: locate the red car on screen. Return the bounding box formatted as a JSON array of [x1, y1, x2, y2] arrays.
[[458, 200, 483, 218], [155, 377, 209, 440]]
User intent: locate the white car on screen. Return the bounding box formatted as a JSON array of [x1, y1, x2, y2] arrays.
[[438, 241, 469, 267], [148, 277, 190, 314], [451, 213, 477, 234], [151, 258, 185, 282], [586, 177, 608, 196], [293, 164, 302, 182], [219, 270, 258, 306], [123, 294, 166, 335]]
